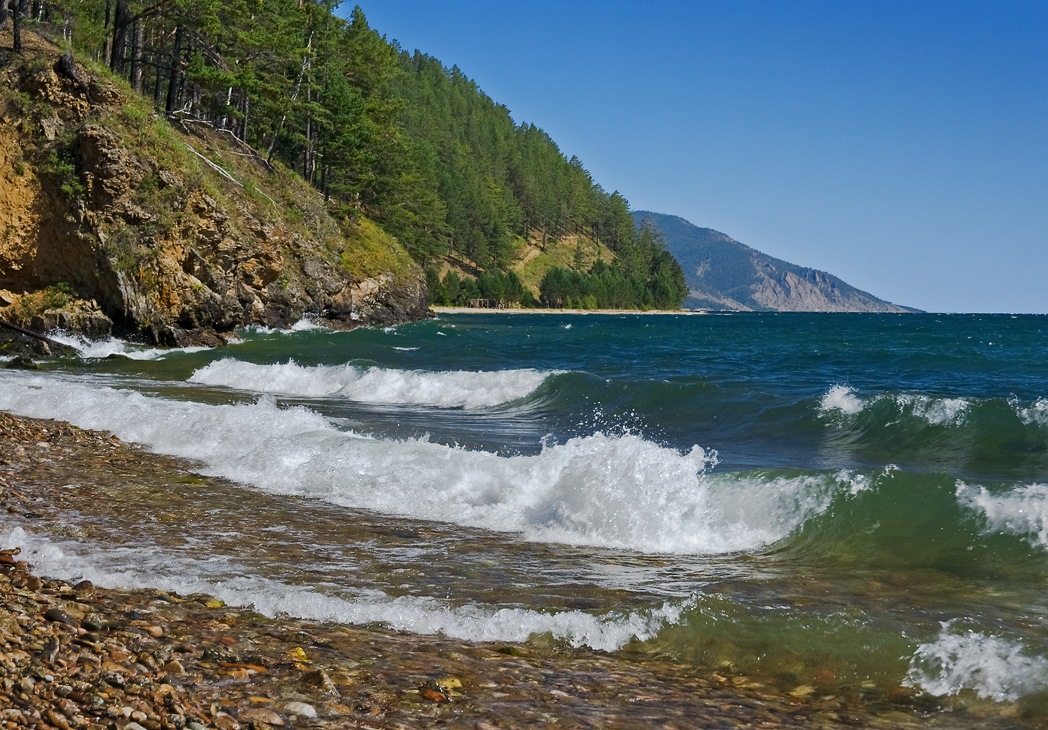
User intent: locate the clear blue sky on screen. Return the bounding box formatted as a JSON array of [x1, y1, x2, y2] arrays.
[[355, 1, 1047, 313]]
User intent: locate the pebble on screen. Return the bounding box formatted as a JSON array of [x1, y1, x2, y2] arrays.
[[284, 701, 317, 718], [239, 707, 284, 726], [43, 607, 78, 626], [164, 659, 185, 674]]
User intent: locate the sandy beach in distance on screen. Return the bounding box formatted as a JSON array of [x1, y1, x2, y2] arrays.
[[431, 306, 706, 316]]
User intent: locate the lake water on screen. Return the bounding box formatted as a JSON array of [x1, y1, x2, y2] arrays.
[[2, 312, 1048, 720]]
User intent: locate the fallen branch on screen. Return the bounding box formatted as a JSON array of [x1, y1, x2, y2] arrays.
[[183, 141, 242, 187], [183, 142, 277, 207]]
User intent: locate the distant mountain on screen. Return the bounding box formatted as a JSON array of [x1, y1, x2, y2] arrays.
[[635, 211, 918, 313]]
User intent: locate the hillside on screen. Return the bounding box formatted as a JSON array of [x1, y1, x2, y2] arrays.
[[0, 30, 427, 347], [1, 3, 687, 334], [636, 211, 918, 313]]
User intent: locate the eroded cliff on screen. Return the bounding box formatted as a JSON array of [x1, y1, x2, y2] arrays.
[[0, 32, 428, 347]]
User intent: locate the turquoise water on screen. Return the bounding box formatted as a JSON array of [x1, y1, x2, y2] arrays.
[[2, 312, 1048, 716]]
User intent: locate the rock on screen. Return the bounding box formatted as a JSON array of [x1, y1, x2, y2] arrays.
[[301, 668, 339, 696], [44, 607, 79, 626], [238, 707, 284, 726], [418, 679, 451, 703], [5, 355, 38, 370], [283, 702, 316, 718], [212, 715, 239, 730], [80, 614, 105, 631], [163, 659, 185, 675]]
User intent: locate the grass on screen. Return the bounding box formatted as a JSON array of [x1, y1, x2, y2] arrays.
[[340, 216, 419, 283], [514, 233, 614, 295]]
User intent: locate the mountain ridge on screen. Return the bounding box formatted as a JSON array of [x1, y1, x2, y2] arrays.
[[636, 211, 918, 313]]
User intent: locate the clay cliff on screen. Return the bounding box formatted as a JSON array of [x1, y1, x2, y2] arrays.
[[0, 32, 428, 348]]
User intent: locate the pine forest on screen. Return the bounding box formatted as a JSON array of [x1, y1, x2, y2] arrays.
[[13, 0, 687, 310]]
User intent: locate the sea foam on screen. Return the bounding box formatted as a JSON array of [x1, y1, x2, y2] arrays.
[[47, 332, 211, 360], [0, 372, 832, 554], [818, 385, 970, 426], [0, 526, 690, 650], [1014, 397, 1048, 427], [819, 385, 865, 415], [957, 481, 1048, 549], [188, 359, 555, 409], [906, 622, 1048, 701]]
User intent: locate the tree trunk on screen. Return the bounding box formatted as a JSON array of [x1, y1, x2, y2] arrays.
[[1, 1, 9, 31], [164, 23, 184, 114], [102, 0, 111, 65], [12, 0, 21, 53], [130, 18, 144, 93], [304, 81, 315, 183], [110, 0, 131, 74]]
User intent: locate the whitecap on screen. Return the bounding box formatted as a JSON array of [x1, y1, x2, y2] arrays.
[[1014, 397, 1048, 427], [188, 359, 557, 409], [956, 481, 1048, 549], [47, 331, 211, 360], [818, 385, 865, 415], [905, 622, 1048, 701], [895, 394, 970, 427]]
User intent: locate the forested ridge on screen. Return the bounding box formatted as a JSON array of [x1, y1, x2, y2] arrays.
[[10, 0, 686, 310]]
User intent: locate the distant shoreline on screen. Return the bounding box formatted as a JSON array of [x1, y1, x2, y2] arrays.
[[431, 306, 705, 316]]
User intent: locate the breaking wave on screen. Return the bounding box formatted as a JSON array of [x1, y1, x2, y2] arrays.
[[188, 359, 559, 409]]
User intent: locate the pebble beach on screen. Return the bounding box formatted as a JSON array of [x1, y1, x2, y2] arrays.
[[0, 411, 991, 729]]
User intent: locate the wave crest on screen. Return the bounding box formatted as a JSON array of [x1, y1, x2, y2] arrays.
[[818, 385, 971, 426], [189, 359, 557, 409], [905, 622, 1048, 701], [0, 373, 834, 554], [957, 481, 1048, 549]]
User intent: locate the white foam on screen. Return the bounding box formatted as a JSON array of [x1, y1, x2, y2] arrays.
[[956, 481, 1048, 549], [819, 385, 865, 415], [47, 332, 210, 360], [1014, 397, 1048, 427], [834, 469, 872, 495], [188, 359, 556, 409], [896, 394, 970, 426], [236, 318, 328, 336], [0, 372, 833, 555], [818, 386, 971, 427], [0, 526, 691, 650], [905, 622, 1048, 701]]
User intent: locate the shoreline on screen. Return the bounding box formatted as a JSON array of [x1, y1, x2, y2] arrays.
[[431, 306, 705, 316], [0, 410, 976, 729]]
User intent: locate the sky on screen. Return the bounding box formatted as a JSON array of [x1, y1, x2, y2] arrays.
[[355, 1, 1047, 313]]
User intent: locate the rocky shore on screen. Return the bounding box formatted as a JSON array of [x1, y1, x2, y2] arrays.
[[0, 411, 1004, 729]]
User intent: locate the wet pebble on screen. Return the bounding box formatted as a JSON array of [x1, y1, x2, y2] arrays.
[[283, 701, 316, 718]]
